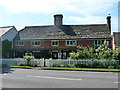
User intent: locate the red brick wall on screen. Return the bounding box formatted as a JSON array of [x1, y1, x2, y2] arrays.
[[77, 40, 94, 47], [13, 39, 112, 51]]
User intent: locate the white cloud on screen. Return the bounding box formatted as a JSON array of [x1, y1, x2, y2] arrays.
[[1, 0, 119, 14], [67, 15, 106, 24]]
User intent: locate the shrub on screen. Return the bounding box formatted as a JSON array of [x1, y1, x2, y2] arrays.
[[52, 61, 62, 67], [2, 64, 9, 67], [69, 40, 119, 60], [63, 64, 70, 68], [92, 61, 104, 68], [108, 65, 114, 69], [19, 63, 25, 66], [33, 64, 37, 67], [24, 55, 35, 66], [75, 63, 87, 68]]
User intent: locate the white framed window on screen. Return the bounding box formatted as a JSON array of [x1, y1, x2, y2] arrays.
[[16, 41, 24, 46], [51, 40, 59, 46], [66, 40, 77, 46], [31, 41, 41, 46], [94, 40, 104, 46]]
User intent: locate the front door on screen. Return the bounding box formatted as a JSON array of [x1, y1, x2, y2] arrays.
[[52, 52, 58, 59]]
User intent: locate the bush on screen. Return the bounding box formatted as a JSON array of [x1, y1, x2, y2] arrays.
[[24, 55, 35, 66], [75, 63, 87, 68], [33, 64, 37, 67], [63, 64, 70, 68], [2, 64, 9, 67], [19, 63, 25, 66], [108, 65, 114, 69], [52, 61, 62, 67], [92, 61, 100, 68]]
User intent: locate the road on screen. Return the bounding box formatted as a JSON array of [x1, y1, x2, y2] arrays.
[[2, 67, 119, 88]]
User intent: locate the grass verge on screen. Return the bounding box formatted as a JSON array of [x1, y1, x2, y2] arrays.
[[5, 66, 120, 72], [41, 67, 120, 71]]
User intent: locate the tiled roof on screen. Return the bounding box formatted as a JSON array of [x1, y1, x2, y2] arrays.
[[0, 26, 14, 37], [15, 24, 112, 40]]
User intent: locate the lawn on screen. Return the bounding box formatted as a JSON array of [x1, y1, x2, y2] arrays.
[[7, 65, 120, 72]]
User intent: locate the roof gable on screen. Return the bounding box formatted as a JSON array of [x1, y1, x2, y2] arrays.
[[0, 26, 14, 37]]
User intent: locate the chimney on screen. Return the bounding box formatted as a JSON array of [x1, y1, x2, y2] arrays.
[[54, 14, 63, 26], [106, 15, 111, 34]]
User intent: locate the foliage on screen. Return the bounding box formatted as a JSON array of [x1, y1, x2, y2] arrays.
[[2, 40, 13, 58], [69, 46, 96, 60], [95, 41, 113, 59], [75, 63, 87, 68], [69, 40, 120, 60], [60, 64, 70, 68], [108, 65, 114, 69], [24, 55, 35, 66], [19, 63, 24, 66], [52, 61, 62, 67], [34, 51, 51, 59]]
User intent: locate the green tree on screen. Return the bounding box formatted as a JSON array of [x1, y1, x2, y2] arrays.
[[2, 40, 13, 58]]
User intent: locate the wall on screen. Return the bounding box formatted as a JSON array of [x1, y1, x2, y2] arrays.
[[13, 39, 112, 52]]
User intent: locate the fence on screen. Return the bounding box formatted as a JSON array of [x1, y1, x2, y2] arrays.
[[45, 59, 119, 67], [1, 58, 119, 67], [1, 58, 44, 66]]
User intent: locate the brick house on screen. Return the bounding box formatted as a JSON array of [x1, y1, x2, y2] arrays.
[[13, 14, 112, 59], [113, 32, 120, 49]]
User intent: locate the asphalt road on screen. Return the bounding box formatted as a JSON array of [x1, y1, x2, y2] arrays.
[[1, 67, 119, 88]]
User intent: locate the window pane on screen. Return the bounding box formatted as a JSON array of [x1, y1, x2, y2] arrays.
[[38, 41, 40, 45], [67, 41, 69, 45], [95, 40, 97, 45], [56, 41, 58, 45], [98, 40, 101, 45], [102, 40, 104, 44], [52, 41, 54, 45], [22, 42, 23, 45], [35, 41, 37, 45], [70, 41, 73, 45], [73, 41, 76, 45]]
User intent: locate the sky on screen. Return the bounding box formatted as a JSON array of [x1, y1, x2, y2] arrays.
[[0, 0, 119, 34]]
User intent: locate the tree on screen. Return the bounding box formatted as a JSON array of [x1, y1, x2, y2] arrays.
[[2, 40, 13, 58]]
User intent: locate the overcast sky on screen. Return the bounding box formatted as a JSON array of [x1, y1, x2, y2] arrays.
[[0, 0, 119, 34]]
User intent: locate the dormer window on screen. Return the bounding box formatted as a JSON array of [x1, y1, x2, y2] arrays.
[[16, 41, 24, 46]]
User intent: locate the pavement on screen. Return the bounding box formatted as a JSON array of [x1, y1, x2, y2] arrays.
[[1, 67, 119, 88]]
